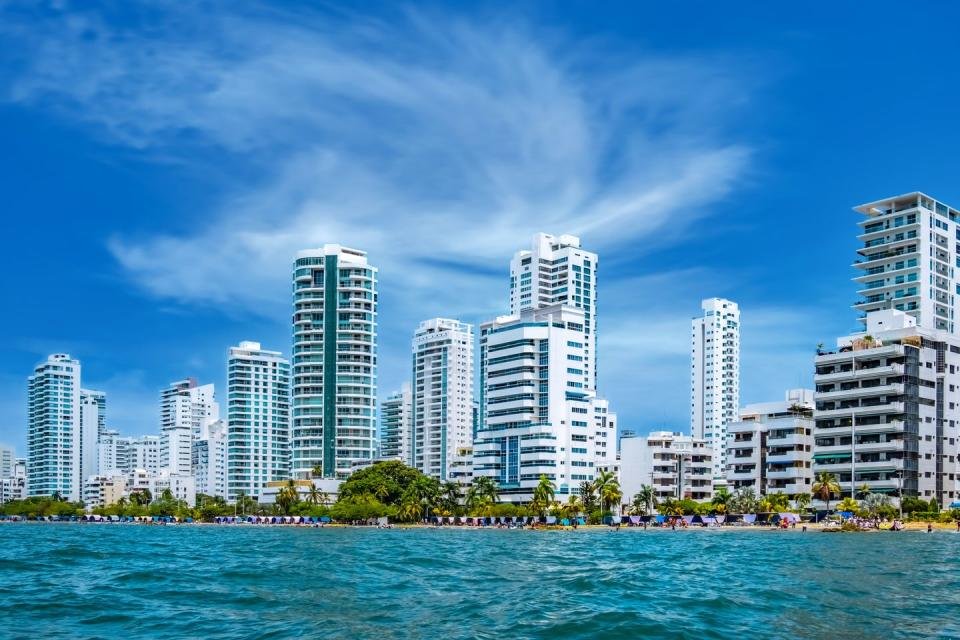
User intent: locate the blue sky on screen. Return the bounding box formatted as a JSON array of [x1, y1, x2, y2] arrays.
[[2, 1, 960, 454]]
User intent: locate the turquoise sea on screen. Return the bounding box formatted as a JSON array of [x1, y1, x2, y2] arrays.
[[0, 524, 958, 639]]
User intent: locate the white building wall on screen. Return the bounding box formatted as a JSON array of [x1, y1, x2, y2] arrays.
[[509, 234, 598, 386], [474, 305, 597, 502], [412, 318, 474, 480], [194, 419, 228, 498], [160, 379, 219, 477], [379, 383, 412, 465], [814, 310, 960, 506], [691, 298, 740, 483], [79, 390, 103, 487], [620, 431, 713, 506], [227, 341, 291, 501], [853, 192, 960, 334]]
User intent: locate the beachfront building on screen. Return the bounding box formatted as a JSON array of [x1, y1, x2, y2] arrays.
[[691, 298, 740, 485], [509, 233, 598, 385], [814, 309, 960, 507], [292, 245, 378, 480], [27, 354, 84, 501], [0, 446, 13, 478], [128, 435, 160, 475], [620, 431, 714, 505], [592, 397, 617, 472], [194, 419, 227, 498], [726, 389, 815, 496], [473, 305, 601, 502], [151, 470, 196, 506], [96, 429, 126, 476], [449, 446, 474, 485], [853, 192, 960, 334], [82, 474, 126, 510], [226, 341, 291, 502], [79, 389, 105, 487], [379, 383, 412, 465], [260, 477, 341, 506], [412, 318, 474, 480], [0, 458, 26, 504], [159, 378, 219, 477]]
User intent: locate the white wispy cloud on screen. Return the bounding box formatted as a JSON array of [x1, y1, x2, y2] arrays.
[[0, 3, 762, 431]]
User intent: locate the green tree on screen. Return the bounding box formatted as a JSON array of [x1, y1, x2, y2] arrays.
[[765, 491, 790, 512], [311, 463, 324, 479], [836, 497, 859, 513], [929, 497, 941, 513], [465, 476, 499, 513], [812, 472, 841, 510], [711, 487, 731, 514], [729, 487, 759, 514], [530, 475, 556, 516], [635, 485, 657, 515], [855, 483, 872, 500], [579, 481, 598, 513], [793, 493, 812, 514]]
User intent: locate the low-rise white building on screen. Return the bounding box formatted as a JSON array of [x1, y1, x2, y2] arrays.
[[83, 474, 127, 510], [620, 431, 713, 506], [151, 470, 196, 506], [0, 458, 26, 504], [259, 478, 341, 506], [726, 389, 814, 496]]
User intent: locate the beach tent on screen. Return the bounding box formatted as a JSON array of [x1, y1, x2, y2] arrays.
[[320, 516, 331, 524], [655, 515, 666, 524], [629, 516, 641, 525], [839, 511, 854, 519], [702, 516, 716, 525], [715, 515, 725, 524], [681, 515, 695, 525], [691, 515, 704, 525], [560, 518, 570, 526], [545, 516, 557, 525], [743, 514, 757, 524]]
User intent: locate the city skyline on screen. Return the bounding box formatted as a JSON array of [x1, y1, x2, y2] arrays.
[[4, 3, 960, 453]]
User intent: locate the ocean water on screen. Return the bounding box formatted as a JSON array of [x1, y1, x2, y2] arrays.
[[0, 524, 958, 639]]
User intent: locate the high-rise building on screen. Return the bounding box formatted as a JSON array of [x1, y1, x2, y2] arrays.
[[813, 309, 960, 507], [226, 341, 291, 501], [0, 446, 13, 478], [509, 233, 598, 384], [128, 435, 160, 475], [412, 318, 474, 480], [292, 245, 378, 479], [591, 397, 617, 472], [81, 389, 106, 435], [726, 389, 815, 496], [690, 297, 741, 484], [379, 383, 412, 464], [79, 389, 105, 485], [194, 419, 227, 498], [96, 429, 124, 476], [27, 354, 83, 501], [474, 305, 600, 502], [159, 379, 219, 476], [853, 192, 960, 334]]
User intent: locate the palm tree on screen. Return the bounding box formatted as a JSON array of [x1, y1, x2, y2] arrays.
[[466, 476, 499, 512], [441, 481, 461, 513], [636, 485, 657, 515], [855, 483, 872, 500], [161, 488, 175, 503], [836, 497, 859, 514], [593, 470, 618, 513], [562, 494, 582, 519], [311, 464, 323, 479], [579, 481, 598, 513], [729, 487, 759, 514], [793, 492, 812, 514], [600, 479, 623, 516], [398, 496, 422, 522], [766, 491, 790, 512], [711, 487, 731, 514], [530, 475, 556, 516], [306, 484, 322, 506], [812, 472, 841, 510]]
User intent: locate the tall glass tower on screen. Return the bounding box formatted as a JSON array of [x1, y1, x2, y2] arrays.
[[292, 245, 377, 479]]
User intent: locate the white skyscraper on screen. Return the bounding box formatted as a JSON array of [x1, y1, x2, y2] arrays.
[[79, 389, 105, 485], [226, 341, 291, 501], [412, 318, 474, 480], [474, 305, 601, 502], [159, 378, 219, 476], [509, 233, 598, 384], [691, 297, 741, 483], [292, 245, 378, 479], [129, 435, 160, 475], [854, 192, 960, 333], [27, 354, 83, 500], [379, 383, 412, 465]]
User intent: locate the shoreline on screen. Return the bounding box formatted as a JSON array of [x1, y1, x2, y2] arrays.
[[1, 519, 956, 532]]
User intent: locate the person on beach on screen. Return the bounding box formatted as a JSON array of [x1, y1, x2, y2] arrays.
[[927, 523, 933, 533]]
